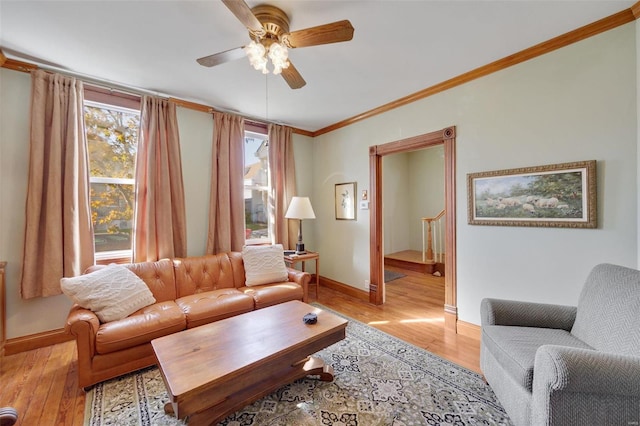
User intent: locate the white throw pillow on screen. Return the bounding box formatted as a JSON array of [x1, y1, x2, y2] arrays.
[[60, 264, 156, 323], [242, 244, 289, 286]]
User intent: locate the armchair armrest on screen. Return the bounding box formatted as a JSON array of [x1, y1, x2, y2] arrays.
[[481, 298, 576, 330], [532, 345, 640, 425]]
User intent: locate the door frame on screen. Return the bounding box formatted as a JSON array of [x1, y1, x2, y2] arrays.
[[368, 126, 457, 332]]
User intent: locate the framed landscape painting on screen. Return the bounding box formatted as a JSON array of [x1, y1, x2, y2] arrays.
[[467, 160, 596, 228]]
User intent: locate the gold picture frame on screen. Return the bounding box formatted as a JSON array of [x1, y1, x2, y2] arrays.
[[335, 182, 356, 220], [467, 160, 596, 228]]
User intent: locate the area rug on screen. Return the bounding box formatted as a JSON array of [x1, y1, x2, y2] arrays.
[[85, 306, 512, 425], [384, 269, 406, 282]]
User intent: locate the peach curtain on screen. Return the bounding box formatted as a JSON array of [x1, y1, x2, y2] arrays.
[[133, 96, 187, 262], [206, 113, 245, 253], [21, 70, 94, 299], [268, 124, 297, 248]]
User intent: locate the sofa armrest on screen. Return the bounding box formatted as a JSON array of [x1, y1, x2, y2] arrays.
[[287, 268, 311, 302], [481, 298, 576, 330], [531, 345, 640, 425], [66, 304, 100, 359]]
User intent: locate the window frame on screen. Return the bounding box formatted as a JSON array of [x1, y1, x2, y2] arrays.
[[243, 128, 272, 245], [84, 95, 141, 264]]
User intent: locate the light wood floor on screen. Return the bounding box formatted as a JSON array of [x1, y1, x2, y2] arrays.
[[0, 265, 479, 425]]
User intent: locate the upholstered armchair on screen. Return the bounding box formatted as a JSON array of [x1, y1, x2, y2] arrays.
[[480, 263, 640, 426]]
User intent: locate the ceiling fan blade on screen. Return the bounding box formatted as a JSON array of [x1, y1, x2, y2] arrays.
[[282, 20, 354, 48], [222, 0, 265, 36], [197, 47, 246, 67], [281, 62, 306, 89]]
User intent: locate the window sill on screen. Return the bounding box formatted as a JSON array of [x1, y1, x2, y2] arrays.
[[95, 250, 132, 265], [244, 238, 271, 246]]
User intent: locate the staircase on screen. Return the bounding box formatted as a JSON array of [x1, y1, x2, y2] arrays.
[[384, 210, 446, 276], [384, 250, 444, 275]]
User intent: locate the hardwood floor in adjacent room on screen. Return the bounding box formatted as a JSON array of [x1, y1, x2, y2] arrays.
[[0, 266, 480, 425]]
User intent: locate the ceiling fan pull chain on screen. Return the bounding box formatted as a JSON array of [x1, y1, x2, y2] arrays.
[[265, 73, 269, 121]]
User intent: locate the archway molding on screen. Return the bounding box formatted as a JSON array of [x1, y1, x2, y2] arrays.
[[368, 126, 457, 331]]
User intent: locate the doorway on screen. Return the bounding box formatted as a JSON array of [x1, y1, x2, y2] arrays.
[[368, 126, 458, 332]]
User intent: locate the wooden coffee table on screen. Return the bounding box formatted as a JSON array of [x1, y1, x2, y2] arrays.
[[151, 300, 348, 425]]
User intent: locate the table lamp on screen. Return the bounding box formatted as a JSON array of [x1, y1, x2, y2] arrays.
[[285, 196, 316, 254]]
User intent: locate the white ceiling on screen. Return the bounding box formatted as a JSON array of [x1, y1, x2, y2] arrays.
[[0, 0, 634, 132]]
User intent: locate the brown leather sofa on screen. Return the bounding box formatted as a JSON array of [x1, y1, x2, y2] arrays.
[[65, 252, 310, 389]]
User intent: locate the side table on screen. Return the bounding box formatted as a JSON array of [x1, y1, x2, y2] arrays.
[[284, 251, 319, 300]]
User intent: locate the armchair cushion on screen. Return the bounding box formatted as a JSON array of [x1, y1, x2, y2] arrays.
[[61, 264, 156, 323], [482, 326, 592, 392], [242, 244, 288, 286]]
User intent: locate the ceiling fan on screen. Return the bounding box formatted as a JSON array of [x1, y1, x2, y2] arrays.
[[196, 0, 355, 89]]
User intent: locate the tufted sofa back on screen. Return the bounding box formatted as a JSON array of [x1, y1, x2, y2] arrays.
[[173, 252, 247, 298], [123, 259, 177, 302], [84, 253, 250, 303]]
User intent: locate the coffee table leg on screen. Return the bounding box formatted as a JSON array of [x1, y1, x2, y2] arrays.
[[164, 402, 175, 415], [302, 355, 335, 381]]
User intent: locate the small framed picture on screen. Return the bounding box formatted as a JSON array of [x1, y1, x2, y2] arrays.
[[335, 182, 356, 220]]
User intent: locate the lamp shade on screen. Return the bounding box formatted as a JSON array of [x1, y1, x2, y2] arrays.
[[285, 197, 316, 220]]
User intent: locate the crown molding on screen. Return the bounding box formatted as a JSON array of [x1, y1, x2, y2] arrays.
[[632, 1, 640, 19], [312, 8, 636, 137]]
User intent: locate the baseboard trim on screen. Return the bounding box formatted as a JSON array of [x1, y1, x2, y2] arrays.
[[319, 276, 369, 301], [4, 328, 73, 355], [457, 320, 481, 340]]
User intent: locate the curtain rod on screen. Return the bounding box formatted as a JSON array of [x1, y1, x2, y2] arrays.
[[35, 62, 166, 99], [1, 50, 314, 137]]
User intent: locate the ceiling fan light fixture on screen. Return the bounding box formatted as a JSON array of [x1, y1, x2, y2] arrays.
[[245, 40, 268, 73], [268, 42, 290, 75], [244, 39, 289, 75]]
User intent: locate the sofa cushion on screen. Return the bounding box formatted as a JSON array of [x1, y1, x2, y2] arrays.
[[482, 325, 592, 392], [242, 244, 288, 286], [95, 301, 186, 354], [176, 289, 255, 328], [61, 264, 156, 323], [241, 282, 304, 309]]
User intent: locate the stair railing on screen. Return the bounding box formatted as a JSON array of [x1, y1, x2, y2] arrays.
[[421, 210, 445, 263]]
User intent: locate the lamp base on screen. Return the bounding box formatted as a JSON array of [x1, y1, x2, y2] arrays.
[[295, 242, 306, 254]]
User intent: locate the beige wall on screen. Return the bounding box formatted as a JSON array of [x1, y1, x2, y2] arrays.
[[312, 23, 637, 325]]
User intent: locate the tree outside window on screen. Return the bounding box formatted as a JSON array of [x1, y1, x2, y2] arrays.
[[84, 102, 139, 254]]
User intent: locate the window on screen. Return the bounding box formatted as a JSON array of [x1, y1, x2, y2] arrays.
[[84, 100, 140, 260], [244, 130, 271, 243]]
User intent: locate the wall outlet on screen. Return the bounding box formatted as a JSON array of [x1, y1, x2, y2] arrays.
[[364, 279, 370, 290]]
